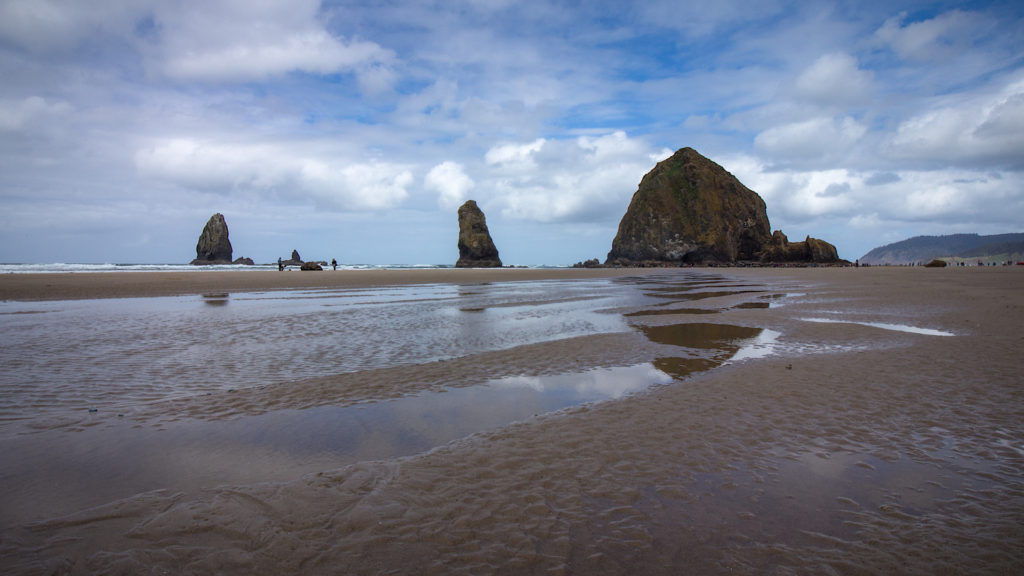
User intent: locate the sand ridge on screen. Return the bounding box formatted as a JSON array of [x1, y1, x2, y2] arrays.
[[0, 267, 651, 302]]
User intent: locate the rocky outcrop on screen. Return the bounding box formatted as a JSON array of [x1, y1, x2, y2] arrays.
[[232, 257, 255, 265], [300, 261, 323, 271], [280, 250, 303, 267], [190, 213, 233, 265], [606, 148, 772, 265], [606, 147, 843, 265], [456, 200, 502, 268], [759, 231, 839, 264]]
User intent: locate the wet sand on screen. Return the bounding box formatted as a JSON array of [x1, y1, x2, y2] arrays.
[[0, 267, 641, 301], [1, 267, 1022, 575]]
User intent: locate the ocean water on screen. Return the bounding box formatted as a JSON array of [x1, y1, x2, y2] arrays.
[[0, 262, 458, 273]]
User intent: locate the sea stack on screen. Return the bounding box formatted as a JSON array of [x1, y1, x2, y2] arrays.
[[456, 200, 502, 268], [606, 147, 772, 265], [190, 213, 233, 265], [606, 147, 841, 265]]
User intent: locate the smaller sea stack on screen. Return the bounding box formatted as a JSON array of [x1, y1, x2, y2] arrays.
[[456, 200, 502, 268], [190, 213, 233, 265]]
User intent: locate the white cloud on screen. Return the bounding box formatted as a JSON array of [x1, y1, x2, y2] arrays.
[[875, 10, 990, 62], [793, 52, 873, 107], [135, 138, 411, 210], [754, 116, 867, 161], [0, 96, 71, 131], [483, 131, 671, 223], [161, 33, 391, 82], [0, 0, 147, 53], [484, 139, 546, 170], [886, 76, 1024, 169], [426, 161, 474, 210], [722, 152, 1023, 250], [149, 0, 394, 83]]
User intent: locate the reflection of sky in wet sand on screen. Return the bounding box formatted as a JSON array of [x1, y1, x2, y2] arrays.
[[1, 272, 806, 528], [799, 317, 955, 336], [0, 278, 639, 419], [0, 363, 675, 527]]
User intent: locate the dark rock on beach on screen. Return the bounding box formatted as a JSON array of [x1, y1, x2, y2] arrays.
[[232, 257, 255, 266], [605, 147, 843, 266], [456, 200, 502, 268], [606, 148, 772, 266], [190, 213, 234, 265], [300, 261, 323, 271], [759, 231, 839, 264], [280, 250, 303, 267]]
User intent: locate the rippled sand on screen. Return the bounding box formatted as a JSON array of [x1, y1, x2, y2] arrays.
[[1, 267, 1022, 575]]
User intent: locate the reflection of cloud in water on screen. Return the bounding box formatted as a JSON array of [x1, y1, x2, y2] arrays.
[[800, 317, 954, 337], [490, 364, 672, 399], [495, 374, 545, 391], [728, 329, 782, 363]]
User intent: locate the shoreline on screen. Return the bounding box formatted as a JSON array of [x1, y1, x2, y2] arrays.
[[1, 265, 1020, 302], [0, 267, 648, 302]]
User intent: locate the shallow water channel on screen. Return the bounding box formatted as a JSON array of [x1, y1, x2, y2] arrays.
[[0, 273, 784, 527]]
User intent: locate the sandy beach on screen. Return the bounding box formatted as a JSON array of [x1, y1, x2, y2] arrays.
[[1, 266, 1022, 575], [0, 267, 642, 302]]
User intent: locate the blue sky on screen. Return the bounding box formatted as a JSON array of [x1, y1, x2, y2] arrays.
[[1, 0, 1022, 265]]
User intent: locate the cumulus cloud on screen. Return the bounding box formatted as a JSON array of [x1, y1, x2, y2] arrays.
[[875, 10, 989, 62], [481, 131, 670, 223], [0, 0, 146, 53], [426, 161, 474, 210], [886, 76, 1024, 169], [754, 116, 867, 162], [484, 139, 546, 171], [0, 96, 71, 131], [722, 151, 1023, 257], [793, 52, 873, 108], [135, 138, 411, 210], [146, 0, 394, 83]]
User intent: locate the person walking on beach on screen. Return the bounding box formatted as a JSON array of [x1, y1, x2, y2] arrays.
[[331, 258, 337, 271], [278, 257, 284, 271]]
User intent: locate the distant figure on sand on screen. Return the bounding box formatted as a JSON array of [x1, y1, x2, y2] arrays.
[[332, 258, 337, 271], [278, 257, 283, 271]]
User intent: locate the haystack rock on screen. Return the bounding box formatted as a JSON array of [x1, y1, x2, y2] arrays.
[[606, 148, 772, 265], [190, 213, 233, 265], [606, 147, 841, 265], [456, 200, 502, 268]]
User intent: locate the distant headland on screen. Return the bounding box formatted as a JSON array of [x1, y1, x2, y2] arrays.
[[859, 233, 1024, 266]]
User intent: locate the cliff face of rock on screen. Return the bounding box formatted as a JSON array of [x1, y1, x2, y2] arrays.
[[606, 148, 772, 265], [606, 147, 843, 265], [456, 200, 502, 268], [190, 213, 233, 265]]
